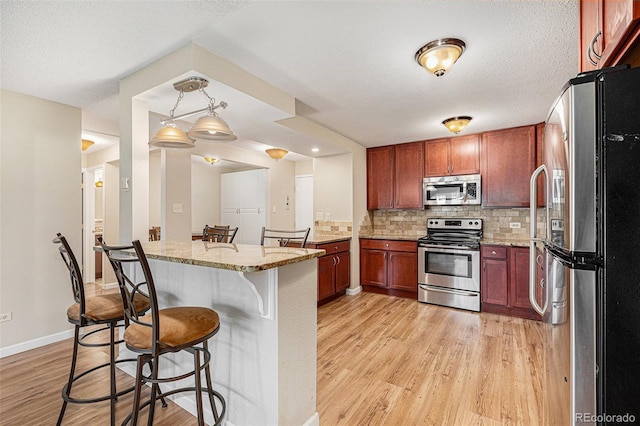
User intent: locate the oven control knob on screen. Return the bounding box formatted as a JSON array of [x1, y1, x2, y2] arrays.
[[475, 221, 479, 225], [469, 221, 473, 225]]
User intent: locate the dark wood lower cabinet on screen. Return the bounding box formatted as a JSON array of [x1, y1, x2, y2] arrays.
[[481, 245, 541, 320], [360, 238, 417, 299], [308, 240, 351, 306]]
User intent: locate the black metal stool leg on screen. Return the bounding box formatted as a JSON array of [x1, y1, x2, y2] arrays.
[[109, 323, 117, 426], [203, 340, 224, 425], [194, 349, 204, 426], [57, 325, 81, 426]]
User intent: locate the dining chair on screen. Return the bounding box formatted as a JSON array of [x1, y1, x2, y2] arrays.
[[53, 233, 150, 426], [260, 226, 310, 248], [202, 224, 238, 243], [99, 238, 226, 426]]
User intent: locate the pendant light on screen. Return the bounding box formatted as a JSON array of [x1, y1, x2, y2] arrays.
[[415, 38, 466, 77], [149, 77, 236, 148]]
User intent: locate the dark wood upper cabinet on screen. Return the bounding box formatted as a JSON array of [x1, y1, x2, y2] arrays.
[[367, 142, 423, 210], [393, 141, 424, 209], [424, 135, 479, 177], [366, 145, 394, 210], [580, 0, 640, 71], [481, 125, 536, 208]]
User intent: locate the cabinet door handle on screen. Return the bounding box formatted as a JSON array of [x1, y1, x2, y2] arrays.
[[333, 257, 337, 266], [491, 250, 497, 255], [483, 260, 486, 271], [587, 30, 602, 66]]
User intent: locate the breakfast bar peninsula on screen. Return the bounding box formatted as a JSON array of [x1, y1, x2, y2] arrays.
[[118, 240, 324, 426]]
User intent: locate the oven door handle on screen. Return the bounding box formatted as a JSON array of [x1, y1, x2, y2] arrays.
[[419, 285, 477, 297], [419, 245, 477, 254]]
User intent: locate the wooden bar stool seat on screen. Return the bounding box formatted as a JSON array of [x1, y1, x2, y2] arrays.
[[53, 233, 151, 426]]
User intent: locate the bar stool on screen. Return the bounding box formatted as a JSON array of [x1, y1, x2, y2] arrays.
[[53, 233, 151, 426], [99, 238, 226, 426]]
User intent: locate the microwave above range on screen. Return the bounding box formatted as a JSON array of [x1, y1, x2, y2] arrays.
[[423, 174, 481, 207]]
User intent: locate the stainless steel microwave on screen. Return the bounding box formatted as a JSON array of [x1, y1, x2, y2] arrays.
[[423, 174, 481, 206]]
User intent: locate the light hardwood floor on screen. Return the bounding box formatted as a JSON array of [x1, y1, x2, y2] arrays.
[[0, 291, 548, 425]]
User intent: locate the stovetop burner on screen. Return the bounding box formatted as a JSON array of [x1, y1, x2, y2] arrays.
[[419, 218, 483, 250]]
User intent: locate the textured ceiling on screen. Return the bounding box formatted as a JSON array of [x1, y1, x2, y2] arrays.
[[0, 0, 579, 158]]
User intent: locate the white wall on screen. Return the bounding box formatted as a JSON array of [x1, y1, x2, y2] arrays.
[[268, 159, 296, 230], [313, 153, 352, 220], [295, 160, 313, 176], [149, 151, 161, 227], [0, 90, 81, 350], [191, 158, 221, 233]]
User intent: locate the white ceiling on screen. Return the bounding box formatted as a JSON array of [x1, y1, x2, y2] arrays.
[[0, 1, 579, 160]]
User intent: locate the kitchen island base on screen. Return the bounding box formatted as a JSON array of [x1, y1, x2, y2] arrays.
[[117, 256, 319, 426]]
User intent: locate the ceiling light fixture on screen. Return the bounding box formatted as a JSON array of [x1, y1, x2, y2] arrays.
[[442, 116, 473, 134], [204, 156, 220, 166], [82, 139, 95, 151], [415, 38, 466, 77], [265, 148, 288, 160], [149, 76, 236, 149]]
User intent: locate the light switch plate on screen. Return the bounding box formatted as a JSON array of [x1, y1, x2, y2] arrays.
[[316, 212, 324, 221], [172, 203, 183, 213]]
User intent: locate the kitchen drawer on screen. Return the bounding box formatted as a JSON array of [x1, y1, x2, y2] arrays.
[[312, 240, 350, 256], [360, 238, 417, 252], [481, 245, 507, 259]]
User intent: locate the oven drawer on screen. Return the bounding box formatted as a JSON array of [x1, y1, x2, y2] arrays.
[[481, 245, 507, 259], [418, 285, 480, 312]]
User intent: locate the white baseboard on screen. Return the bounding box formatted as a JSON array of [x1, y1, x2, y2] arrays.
[[346, 285, 362, 296], [303, 412, 320, 426], [101, 281, 118, 290], [0, 329, 74, 359]]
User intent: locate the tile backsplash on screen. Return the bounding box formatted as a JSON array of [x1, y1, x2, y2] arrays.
[[314, 220, 353, 237], [359, 206, 545, 243]]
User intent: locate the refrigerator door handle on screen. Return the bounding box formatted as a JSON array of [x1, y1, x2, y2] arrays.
[[529, 164, 548, 316]]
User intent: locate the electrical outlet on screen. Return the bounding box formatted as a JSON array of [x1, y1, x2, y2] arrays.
[[509, 222, 521, 229], [0, 312, 12, 322]]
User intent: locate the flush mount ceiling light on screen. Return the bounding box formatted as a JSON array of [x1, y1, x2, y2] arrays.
[[265, 148, 288, 160], [204, 156, 220, 166], [415, 38, 466, 77], [149, 76, 236, 149], [442, 116, 473, 134], [81, 139, 94, 151]]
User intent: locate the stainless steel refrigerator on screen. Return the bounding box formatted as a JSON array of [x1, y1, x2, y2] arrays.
[[529, 65, 640, 425]]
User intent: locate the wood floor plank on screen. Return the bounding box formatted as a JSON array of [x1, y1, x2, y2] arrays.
[[1, 290, 548, 425]]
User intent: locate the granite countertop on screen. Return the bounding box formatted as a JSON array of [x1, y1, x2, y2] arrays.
[[136, 241, 325, 273], [358, 234, 420, 242], [481, 240, 529, 247], [306, 234, 351, 244]]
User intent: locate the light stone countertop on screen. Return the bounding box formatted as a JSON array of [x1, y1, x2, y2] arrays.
[[481, 240, 529, 247], [358, 234, 420, 242], [137, 240, 325, 273], [306, 234, 352, 245]]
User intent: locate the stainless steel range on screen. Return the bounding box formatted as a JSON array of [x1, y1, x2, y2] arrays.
[[417, 218, 482, 312]]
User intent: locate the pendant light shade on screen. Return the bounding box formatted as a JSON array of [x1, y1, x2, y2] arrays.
[[149, 124, 195, 148], [188, 114, 237, 142], [415, 38, 466, 77], [442, 116, 472, 134]]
